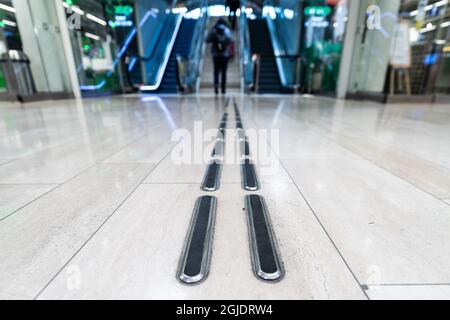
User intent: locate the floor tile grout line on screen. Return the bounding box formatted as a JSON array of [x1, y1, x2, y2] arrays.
[[141, 182, 286, 185], [0, 159, 18, 168], [240, 99, 370, 300], [0, 183, 58, 186], [3, 113, 169, 176], [0, 184, 63, 223], [0, 125, 163, 223], [331, 139, 450, 207], [299, 121, 450, 208], [278, 155, 370, 300], [33, 144, 178, 300], [308, 120, 450, 184], [0, 111, 167, 165], [364, 283, 450, 287], [235, 98, 450, 298]]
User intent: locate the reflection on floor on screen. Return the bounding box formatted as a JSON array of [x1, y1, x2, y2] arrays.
[[0, 94, 449, 300]]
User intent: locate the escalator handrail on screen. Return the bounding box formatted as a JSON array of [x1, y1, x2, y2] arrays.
[[133, 14, 171, 63], [140, 14, 184, 91]]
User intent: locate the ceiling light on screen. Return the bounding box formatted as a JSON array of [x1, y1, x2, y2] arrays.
[[420, 24, 436, 33], [62, 2, 84, 15], [85, 32, 100, 41], [435, 0, 449, 7], [2, 19, 16, 27], [71, 6, 85, 15], [86, 13, 106, 26], [172, 7, 187, 14], [410, 0, 448, 16], [0, 3, 16, 13]]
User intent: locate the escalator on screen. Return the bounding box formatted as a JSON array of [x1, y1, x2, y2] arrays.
[[248, 19, 282, 94], [156, 18, 197, 93]]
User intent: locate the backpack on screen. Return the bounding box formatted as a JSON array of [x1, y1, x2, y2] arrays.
[[213, 31, 229, 53]]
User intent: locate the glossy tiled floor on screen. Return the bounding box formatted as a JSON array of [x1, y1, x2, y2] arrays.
[[0, 94, 449, 300]]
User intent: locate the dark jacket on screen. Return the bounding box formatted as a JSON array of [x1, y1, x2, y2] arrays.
[[206, 24, 232, 58]]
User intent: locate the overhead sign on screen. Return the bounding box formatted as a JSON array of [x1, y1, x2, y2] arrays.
[[114, 15, 133, 27], [109, 5, 134, 27], [114, 5, 133, 17], [305, 16, 329, 28], [304, 6, 331, 16]]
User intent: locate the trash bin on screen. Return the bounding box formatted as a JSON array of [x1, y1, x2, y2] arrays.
[[0, 50, 36, 96]]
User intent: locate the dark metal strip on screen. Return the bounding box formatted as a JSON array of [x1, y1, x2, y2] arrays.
[[218, 127, 226, 140], [240, 138, 251, 158], [237, 128, 246, 142], [201, 159, 222, 191], [241, 159, 259, 191], [177, 196, 217, 285], [211, 139, 225, 159], [245, 195, 284, 282]]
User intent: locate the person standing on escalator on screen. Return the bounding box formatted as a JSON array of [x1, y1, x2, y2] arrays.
[[206, 19, 232, 95], [227, 0, 240, 30]]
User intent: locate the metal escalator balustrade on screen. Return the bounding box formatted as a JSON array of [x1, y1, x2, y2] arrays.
[[139, 13, 183, 92], [177, 7, 208, 93], [156, 19, 197, 93]]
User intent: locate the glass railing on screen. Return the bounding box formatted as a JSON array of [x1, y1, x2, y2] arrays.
[[77, 2, 176, 93], [257, 0, 303, 92], [266, 16, 302, 92], [177, 1, 209, 92], [240, 0, 254, 91]]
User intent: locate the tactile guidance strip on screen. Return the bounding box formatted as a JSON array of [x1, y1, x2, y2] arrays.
[[245, 195, 284, 282], [211, 139, 225, 158], [201, 159, 222, 191], [240, 138, 251, 158], [178, 196, 217, 285], [241, 159, 259, 191]]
